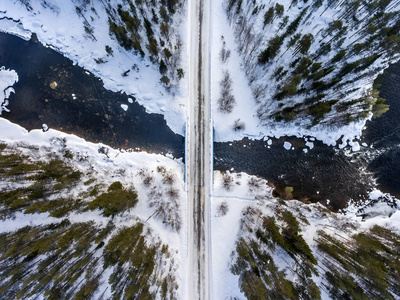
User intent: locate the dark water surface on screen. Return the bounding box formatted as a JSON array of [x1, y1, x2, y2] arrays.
[[364, 63, 400, 197], [214, 137, 372, 211], [215, 63, 400, 211], [0, 33, 184, 157], [1, 32, 398, 210]]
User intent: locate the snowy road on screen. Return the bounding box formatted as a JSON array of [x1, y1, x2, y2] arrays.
[[186, 0, 212, 298]]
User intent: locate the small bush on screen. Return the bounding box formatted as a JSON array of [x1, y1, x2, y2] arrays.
[[309, 100, 338, 125], [88, 181, 138, 217], [222, 173, 234, 190], [233, 119, 245, 131], [216, 201, 229, 216]]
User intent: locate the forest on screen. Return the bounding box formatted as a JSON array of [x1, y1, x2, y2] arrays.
[[224, 0, 400, 126]]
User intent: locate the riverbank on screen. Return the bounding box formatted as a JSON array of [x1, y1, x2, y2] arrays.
[[0, 33, 184, 157]]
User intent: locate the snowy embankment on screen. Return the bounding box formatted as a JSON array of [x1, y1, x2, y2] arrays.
[[210, 0, 399, 150], [0, 66, 18, 115], [0, 115, 188, 298], [211, 171, 272, 299], [0, 117, 186, 233], [212, 170, 400, 299], [0, 0, 187, 135]]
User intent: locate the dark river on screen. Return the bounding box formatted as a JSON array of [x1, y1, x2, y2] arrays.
[[363, 63, 400, 197], [215, 64, 400, 211], [0, 32, 184, 157], [214, 137, 372, 211], [1, 32, 399, 211]]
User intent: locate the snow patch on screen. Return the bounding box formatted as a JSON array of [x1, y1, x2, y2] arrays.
[[283, 141, 292, 150], [0, 66, 18, 115], [305, 141, 314, 150], [0, 18, 32, 40]]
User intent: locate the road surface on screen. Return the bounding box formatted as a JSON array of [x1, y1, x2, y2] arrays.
[[186, 0, 212, 298]]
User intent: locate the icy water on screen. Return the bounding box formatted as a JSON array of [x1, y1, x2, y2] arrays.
[[214, 137, 372, 211], [364, 62, 400, 197], [215, 63, 400, 211], [0, 33, 184, 157], [1, 32, 399, 210]]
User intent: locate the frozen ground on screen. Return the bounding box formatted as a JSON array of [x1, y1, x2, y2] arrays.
[[1, 0, 187, 135], [0, 66, 18, 115], [212, 170, 400, 299], [210, 0, 398, 151], [0, 115, 189, 298]]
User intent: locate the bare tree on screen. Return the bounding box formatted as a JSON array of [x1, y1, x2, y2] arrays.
[[218, 71, 236, 113], [166, 187, 179, 200], [162, 171, 175, 185], [252, 83, 266, 103], [248, 177, 263, 192], [138, 169, 153, 186], [222, 173, 234, 190], [233, 119, 246, 131], [220, 41, 231, 63], [148, 186, 181, 232], [216, 201, 229, 217], [17, 0, 32, 11]]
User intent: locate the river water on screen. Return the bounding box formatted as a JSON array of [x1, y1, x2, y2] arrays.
[[0, 33, 184, 157], [215, 63, 400, 211], [1, 32, 398, 211], [364, 63, 400, 197], [214, 136, 373, 211]]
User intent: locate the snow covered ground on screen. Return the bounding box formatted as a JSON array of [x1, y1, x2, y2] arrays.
[[0, 66, 18, 115], [2, 1, 400, 298], [1, 0, 187, 135], [210, 0, 262, 142], [1, 0, 383, 151], [210, 0, 399, 151], [1, 0, 382, 153], [212, 171, 270, 299], [211, 170, 400, 299], [0, 115, 189, 298]]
